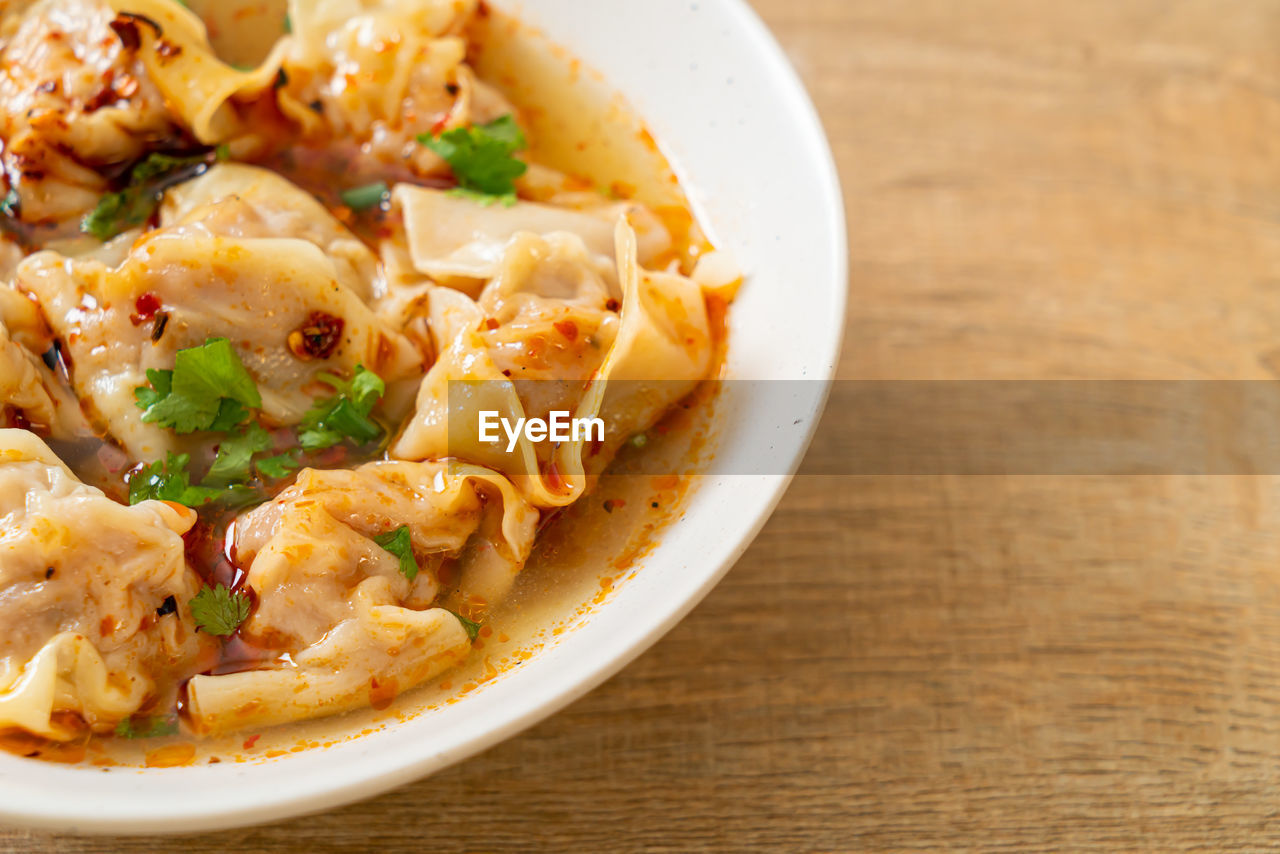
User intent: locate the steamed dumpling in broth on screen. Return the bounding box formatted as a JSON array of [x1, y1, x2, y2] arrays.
[[0, 430, 212, 739], [0, 0, 182, 224], [392, 215, 713, 507], [273, 0, 515, 180], [0, 321, 90, 438], [14, 164, 423, 460], [185, 459, 536, 733]]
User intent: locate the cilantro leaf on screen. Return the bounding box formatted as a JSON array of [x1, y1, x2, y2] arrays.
[[82, 150, 218, 241], [135, 338, 261, 434], [419, 114, 528, 200], [373, 525, 418, 581], [297, 424, 344, 452], [113, 715, 179, 739], [446, 187, 518, 208], [208, 398, 251, 433], [320, 366, 385, 411], [216, 484, 268, 510], [133, 368, 172, 411], [298, 365, 385, 451], [127, 453, 224, 507], [447, 610, 481, 642], [256, 449, 301, 479], [318, 399, 381, 443], [170, 338, 261, 411], [128, 453, 262, 508], [1, 186, 18, 217], [339, 181, 389, 211], [205, 422, 273, 486], [189, 584, 251, 637]]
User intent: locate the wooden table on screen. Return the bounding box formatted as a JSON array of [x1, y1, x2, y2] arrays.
[[16, 0, 1280, 849]]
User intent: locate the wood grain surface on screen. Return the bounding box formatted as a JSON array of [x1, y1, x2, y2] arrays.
[[12, 0, 1280, 850]]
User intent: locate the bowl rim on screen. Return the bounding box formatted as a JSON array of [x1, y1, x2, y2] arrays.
[[0, 0, 848, 834]]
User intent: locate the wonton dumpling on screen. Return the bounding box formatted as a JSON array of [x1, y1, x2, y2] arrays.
[[0, 0, 290, 225], [0, 429, 212, 739], [100, 0, 282, 148], [273, 0, 514, 178], [160, 163, 381, 302], [389, 185, 673, 283], [0, 322, 89, 437], [0, 0, 181, 223], [1, 284, 92, 438], [0, 281, 44, 346], [393, 219, 713, 507], [184, 459, 536, 733], [15, 165, 423, 460]]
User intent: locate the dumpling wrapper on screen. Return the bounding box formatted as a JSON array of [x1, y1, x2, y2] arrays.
[[0, 429, 212, 739], [271, 0, 515, 178], [393, 219, 712, 507], [388, 185, 673, 282], [16, 165, 422, 460], [0, 322, 90, 438], [160, 163, 382, 303], [104, 0, 284, 144], [0, 0, 180, 222], [185, 459, 536, 734]]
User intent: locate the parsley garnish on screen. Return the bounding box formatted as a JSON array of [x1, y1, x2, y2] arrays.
[[82, 148, 225, 240], [135, 338, 261, 434], [340, 181, 389, 211], [189, 584, 251, 637], [419, 114, 527, 202], [127, 453, 260, 509], [448, 610, 482, 642], [1, 186, 18, 217], [113, 714, 179, 739], [256, 449, 301, 479], [127, 453, 224, 507], [205, 422, 273, 486], [298, 365, 385, 451], [373, 525, 418, 581]]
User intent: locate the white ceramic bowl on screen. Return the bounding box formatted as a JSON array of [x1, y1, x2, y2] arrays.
[[0, 0, 846, 833]]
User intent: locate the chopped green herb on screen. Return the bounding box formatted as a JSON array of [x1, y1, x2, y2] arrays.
[[282, 10, 291, 33], [133, 368, 170, 412], [189, 584, 251, 637], [135, 338, 261, 434], [127, 453, 224, 508], [419, 114, 527, 201], [256, 449, 301, 479], [448, 610, 481, 642], [0, 186, 18, 217], [629, 433, 648, 449], [340, 181, 389, 212], [297, 425, 342, 452], [114, 714, 179, 739], [298, 365, 385, 451], [205, 422, 273, 486], [373, 525, 418, 581], [82, 150, 217, 240], [340, 365, 387, 411], [216, 484, 267, 510], [207, 398, 251, 433], [445, 187, 518, 208]]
